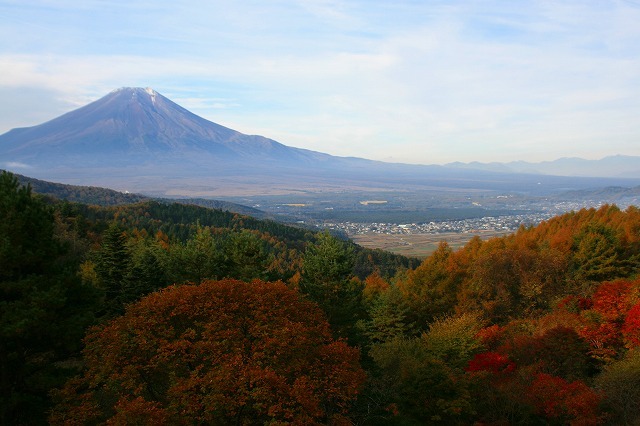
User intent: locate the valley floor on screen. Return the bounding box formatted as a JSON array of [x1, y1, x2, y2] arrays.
[[350, 229, 512, 258]]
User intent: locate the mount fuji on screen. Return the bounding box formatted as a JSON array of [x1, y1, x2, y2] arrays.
[[0, 87, 334, 167], [1, 87, 638, 196]]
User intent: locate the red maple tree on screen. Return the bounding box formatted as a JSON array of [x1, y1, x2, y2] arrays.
[[50, 279, 365, 425]]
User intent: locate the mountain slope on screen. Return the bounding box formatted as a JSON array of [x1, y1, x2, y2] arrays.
[[2, 87, 639, 196], [0, 87, 331, 167]]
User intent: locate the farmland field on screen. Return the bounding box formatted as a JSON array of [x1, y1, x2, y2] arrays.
[[350, 230, 512, 258]]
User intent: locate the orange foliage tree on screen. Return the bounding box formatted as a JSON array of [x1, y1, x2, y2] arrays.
[[398, 241, 461, 327], [362, 270, 390, 304], [579, 279, 639, 361], [50, 279, 365, 425]]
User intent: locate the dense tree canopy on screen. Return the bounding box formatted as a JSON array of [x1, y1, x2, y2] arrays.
[[50, 279, 365, 425], [0, 172, 97, 424], [355, 205, 640, 424], [3, 169, 640, 425]]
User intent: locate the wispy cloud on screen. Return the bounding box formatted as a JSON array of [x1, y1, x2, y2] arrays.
[[4, 161, 32, 169]]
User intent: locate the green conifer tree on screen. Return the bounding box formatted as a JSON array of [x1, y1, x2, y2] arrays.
[[94, 223, 130, 316], [0, 171, 96, 424]]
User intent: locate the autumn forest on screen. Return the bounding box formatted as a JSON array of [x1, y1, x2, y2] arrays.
[[2, 170, 640, 425]]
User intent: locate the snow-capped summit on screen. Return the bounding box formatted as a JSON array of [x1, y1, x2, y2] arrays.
[[0, 87, 328, 168], [1, 87, 637, 196]]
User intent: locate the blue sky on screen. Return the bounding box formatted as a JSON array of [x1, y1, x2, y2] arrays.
[[1, 0, 639, 164]]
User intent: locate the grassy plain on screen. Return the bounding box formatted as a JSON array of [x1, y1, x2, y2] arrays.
[[350, 230, 513, 259]]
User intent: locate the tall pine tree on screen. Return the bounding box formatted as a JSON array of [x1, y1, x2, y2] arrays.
[[94, 223, 130, 316]]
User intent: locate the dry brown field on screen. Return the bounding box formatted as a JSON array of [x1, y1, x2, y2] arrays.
[[350, 230, 513, 259]]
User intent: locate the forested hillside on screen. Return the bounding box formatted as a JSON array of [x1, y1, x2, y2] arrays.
[[358, 203, 640, 424], [0, 171, 413, 424], [11, 171, 270, 218], [2, 170, 640, 424], [12, 172, 148, 205]]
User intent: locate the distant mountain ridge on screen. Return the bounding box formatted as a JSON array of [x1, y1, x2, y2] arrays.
[[2, 87, 639, 196], [549, 185, 640, 205], [446, 155, 640, 179]]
